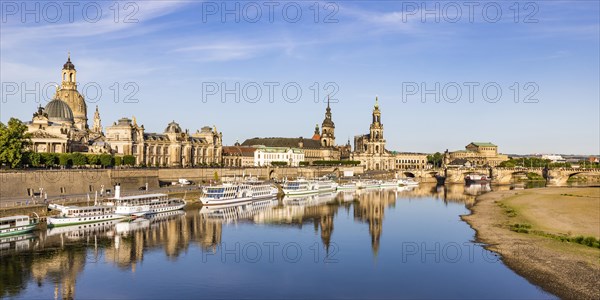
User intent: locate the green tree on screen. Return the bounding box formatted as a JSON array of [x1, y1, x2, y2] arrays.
[[58, 153, 72, 167], [28, 152, 41, 167], [0, 118, 30, 168], [427, 152, 443, 168], [41, 153, 58, 166], [114, 156, 122, 166], [123, 155, 136, 166], [99, 154, 113, 167], [499, 160, 517, 167], [213, 171, 219, 182], [71, 152, 87, 166], [87, 154, 100, 165]]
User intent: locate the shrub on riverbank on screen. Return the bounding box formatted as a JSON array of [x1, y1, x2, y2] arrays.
[[510, 223, 600, 249]]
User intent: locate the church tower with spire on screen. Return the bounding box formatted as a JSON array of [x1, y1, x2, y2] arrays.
[[56, 53, 88, 130], [369, 97, 385, 151], [92, 105, 102, 134], [320, 96, 335, 147], [351, 96, 393, 170]]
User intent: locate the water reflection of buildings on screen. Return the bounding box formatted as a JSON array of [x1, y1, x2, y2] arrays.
[[254, 193, 341, 252], [353, 189, 397, 256], [2, 184, 504, 299], [1, 211, 198, 299]]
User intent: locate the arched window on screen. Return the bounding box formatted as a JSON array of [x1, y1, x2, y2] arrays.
[[69, 73, 73, 82], [375, 145, 379, 153], [63, 73, 66, 81]]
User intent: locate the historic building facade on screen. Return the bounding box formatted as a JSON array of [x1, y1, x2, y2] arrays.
[[445, 142, 509, 167], [241, 99, 350, 163], [253, 145, 304, 167], [393, 152, 429, 170], [222, 145, 257, 167], [25, 56, 108, 154], [351, 98, 395, 170], [104, 119, 222, 167], [24, 56, 221, 166]]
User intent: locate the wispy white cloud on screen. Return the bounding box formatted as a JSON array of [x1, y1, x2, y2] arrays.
[[0, 1, 192, 50]]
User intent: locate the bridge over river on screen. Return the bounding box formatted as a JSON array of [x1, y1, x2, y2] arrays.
[[397, 167, 600, 186]]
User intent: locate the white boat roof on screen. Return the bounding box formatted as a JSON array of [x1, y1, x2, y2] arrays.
[[64, 205, 112, 210], [0, 215, 29, 221], [111, 193, 167, 200]]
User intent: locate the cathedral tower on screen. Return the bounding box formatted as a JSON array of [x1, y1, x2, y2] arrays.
[[369, 97, 386, 154], [55, 54, 88, 130], [320, 96, 335, 147], [92, 105, 102, 134]]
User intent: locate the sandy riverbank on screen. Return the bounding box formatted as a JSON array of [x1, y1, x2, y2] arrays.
[[462, 187, 600, 299]]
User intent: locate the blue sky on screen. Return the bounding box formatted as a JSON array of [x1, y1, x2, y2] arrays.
[[1, 1, 598, 155]]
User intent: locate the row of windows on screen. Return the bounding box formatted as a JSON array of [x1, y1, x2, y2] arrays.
[[257, 153, 303, 160], [395, 159, 426, 164]]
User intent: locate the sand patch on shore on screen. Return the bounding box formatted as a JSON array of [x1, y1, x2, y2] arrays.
[[462, 187, 600, 299]]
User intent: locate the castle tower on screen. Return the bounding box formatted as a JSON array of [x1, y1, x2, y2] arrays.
[[369, 97, 385, 154], [92, 105, 102, 134], [320, 96, 335, 147], [55, 53, 88, 130]]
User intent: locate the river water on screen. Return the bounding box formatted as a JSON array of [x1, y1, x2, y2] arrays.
[[1, 183, 554, 299]]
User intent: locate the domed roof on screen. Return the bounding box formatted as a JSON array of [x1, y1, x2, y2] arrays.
[[63, 56, 75, 70], [45, 99, 74, 124], [164, 121, 182, 133]]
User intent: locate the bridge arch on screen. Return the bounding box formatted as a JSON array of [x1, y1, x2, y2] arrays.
[[403, 171, 416, 178]]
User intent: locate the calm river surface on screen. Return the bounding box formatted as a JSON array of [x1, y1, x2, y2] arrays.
[[1, 184, 554, 299]]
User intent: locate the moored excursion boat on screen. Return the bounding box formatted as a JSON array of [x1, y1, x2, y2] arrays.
[[200, 183, 253, 206], [0, 215, 39, 237], [107, 185, 186, 217], [356, 180, 380, 189], [379, 180, 399, 188], [245, 179, 279, 199], [317, 179, 338, 193], [282, 179, 319, 196], [337, 182, 358, 191], [47, 204, 127, 227]]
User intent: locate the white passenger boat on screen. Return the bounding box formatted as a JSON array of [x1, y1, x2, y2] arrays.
[[356, 180, 380, 189], [47, 205, 127, 227], [0, 215, 39, 237], [336, 182, 358, 191], [398, 178, 419, 186], [282, 179, 319, 196], [200, 183, 253, 206], [317, 179, 338, 193], [379, 180, 399, 188], [108, 185, 186, 217], [245, 179, 278, 199]]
